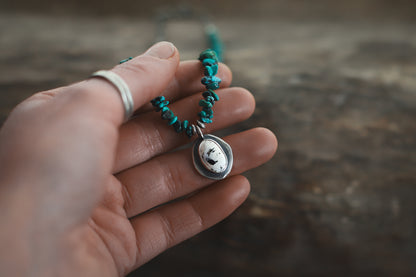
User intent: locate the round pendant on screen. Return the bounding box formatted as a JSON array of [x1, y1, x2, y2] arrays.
[[192, 134, 233, 180]]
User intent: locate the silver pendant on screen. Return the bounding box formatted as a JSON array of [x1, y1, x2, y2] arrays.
[[192, 131, 233, 180]]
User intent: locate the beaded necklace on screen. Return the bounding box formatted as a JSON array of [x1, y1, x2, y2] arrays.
[[150, 49, 233, 180]]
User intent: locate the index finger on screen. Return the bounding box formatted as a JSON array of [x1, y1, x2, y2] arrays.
[[65, 41, 181, 125]]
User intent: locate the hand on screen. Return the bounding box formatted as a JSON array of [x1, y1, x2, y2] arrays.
[[0, 42, 277, 276]]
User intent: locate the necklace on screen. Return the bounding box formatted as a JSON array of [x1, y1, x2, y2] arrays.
[[150, 49, 233, 180]]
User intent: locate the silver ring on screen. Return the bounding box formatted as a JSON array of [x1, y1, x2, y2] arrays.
[[91, 70, 134, 122]]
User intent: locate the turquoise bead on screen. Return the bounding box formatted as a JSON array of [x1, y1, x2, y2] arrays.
[[211, 91, 219, 101], [168, 116, 178, 125], [204, 66, 214, 76], [157, 101, 169, 109], [199, 110, 207, 118], [203, 64, 218, 76], [201, 117, 213, 123], [206, 30, 223, 62], [200, 107, 213, 119], [202, 76, 221, 86], [202, 90, 211, 98], [202, 58, 217, 66], [199, 110, 213, 119], [206, 96, 215, 104], [151, 96, 165, 106], [173, 120, 182, 133], [202, 72, 221, 91], [206, 82, 220, 90], [211, 64, 218, 75], [151, 50, 223, 138], [199, 49, 219, 63], [211, 76, 222, 83], [200, 115, 214, 119], [201, 76, 209, 85], [203, 108, 213, 116], [119, 57, 133, 64], [199, 99, 213, 109], [185, 125, 194, 137], [202, 90, 219, 101], [203, 110, 213, 119], [161, 109, 174, 120]]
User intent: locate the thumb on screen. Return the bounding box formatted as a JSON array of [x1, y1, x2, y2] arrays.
[[69, 41, 180, 125]]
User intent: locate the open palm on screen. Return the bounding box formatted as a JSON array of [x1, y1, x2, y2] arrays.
[[0, 42, 277, 276]]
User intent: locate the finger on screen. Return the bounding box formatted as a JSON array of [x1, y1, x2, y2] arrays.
[[24, 42, 231, 128], [135, 60, 232, 114], [119, 127, 277, 218], [114, 87, 255, 173], [29, 42, 181, 126], [129, 175, 250, 269]]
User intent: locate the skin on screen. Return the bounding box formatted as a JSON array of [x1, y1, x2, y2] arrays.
[[0, 42, 277, 276]]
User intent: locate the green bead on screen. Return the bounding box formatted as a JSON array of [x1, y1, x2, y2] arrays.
[[201, 117, 213, 123], [199, 99, 213, 109], [202, 90, 219, 101], [173, 120, 182, 133], [206, 82, 220, 90], [161, 109, 174, 120], [202, 58, 217, 66], [211, 76, 222, 83], [203, 64, 218, 76], [206, 96, 215, 104], [186, 125, 194, 137], [157, 101, 169, 110], [199, 49, 218, 63], [207, 33, 223, 62], [204, 66, 213, 76], [119, 57, 133, 64], [202, 90, 211, 98], [201, 76, 221, 90], [151, 96, 165, 106], [149, 50, 225, 138], [203, 108, 213, 116], [199, 110, 207, 118], [168, 116, 178, 125], [211, 64, 218, 75], [201, 111, 213, 119], [211, 90, 219, 101]]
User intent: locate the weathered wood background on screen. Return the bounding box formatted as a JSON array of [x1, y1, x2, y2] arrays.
[[1, 1, 415, 276]]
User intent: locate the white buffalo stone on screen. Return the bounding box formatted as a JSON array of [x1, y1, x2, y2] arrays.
[[198, 139, 228, 173]]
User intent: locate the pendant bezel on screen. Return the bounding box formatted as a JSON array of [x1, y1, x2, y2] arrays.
[[192, 134, 233, 180]]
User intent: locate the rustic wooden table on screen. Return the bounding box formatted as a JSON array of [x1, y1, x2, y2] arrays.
[[1, 1, 415, 276]]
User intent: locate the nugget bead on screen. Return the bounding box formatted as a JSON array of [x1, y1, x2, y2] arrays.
[[168, 116, 178, 125], [202, 90, 219, 101], [172, 120, 182, 133], [151, 49, 222, 138], [161, 109, 174, 120], [199, 49, 219, 62], [199, 99, 213, 109]]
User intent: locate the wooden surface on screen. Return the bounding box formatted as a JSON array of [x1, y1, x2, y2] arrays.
[[1, 2, 416, 276]]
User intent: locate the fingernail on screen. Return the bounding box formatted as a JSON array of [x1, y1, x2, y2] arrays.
[[145, 41, 175, 59]]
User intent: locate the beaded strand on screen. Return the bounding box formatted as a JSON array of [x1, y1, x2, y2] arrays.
[[119, 57, 133, 64], [150, 49, 221, 138]]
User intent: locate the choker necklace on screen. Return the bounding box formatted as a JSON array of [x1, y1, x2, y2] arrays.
[[150, 49, 233, 180]]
